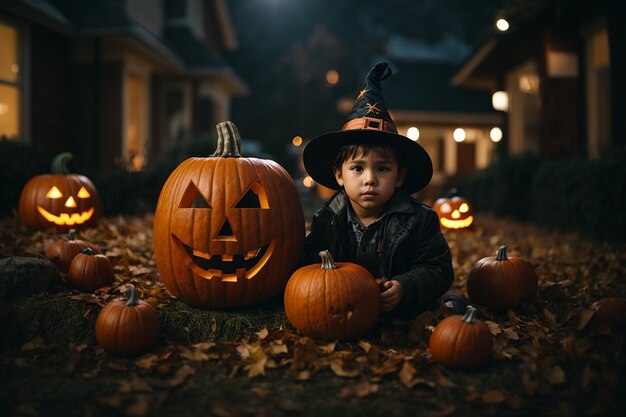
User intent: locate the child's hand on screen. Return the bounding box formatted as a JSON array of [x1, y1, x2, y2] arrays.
[[380, 280, 404, 312]]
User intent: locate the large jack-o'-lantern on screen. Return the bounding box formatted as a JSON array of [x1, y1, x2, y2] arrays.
[[433, 189, 474, 230], [19, 153, 101, 232], [153, 121, 305, 309]]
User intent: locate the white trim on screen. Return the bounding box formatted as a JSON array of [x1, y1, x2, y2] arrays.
[[451, 39, 498, 87]]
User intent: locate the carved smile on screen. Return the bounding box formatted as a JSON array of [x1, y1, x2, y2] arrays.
[[37, 206, 95, 225], [440, 216, 474, 229], [172, 235, 276, 282]]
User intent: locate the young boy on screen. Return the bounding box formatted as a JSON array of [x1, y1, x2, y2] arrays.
[[301, 62, 465, 320]]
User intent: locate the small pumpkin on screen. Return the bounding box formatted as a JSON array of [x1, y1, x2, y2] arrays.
[[68, 248, 114, 292], [590, 298, 626, 327], [45, 229, 99, 273], [429, 306, 493, 369], [153, 121, 305, 309], [433, 189, 474, 230], [19, 153, 101, 232], [466, 245, 538, 312], [284, 250, 380, 341], [96, 285, 160, 356]]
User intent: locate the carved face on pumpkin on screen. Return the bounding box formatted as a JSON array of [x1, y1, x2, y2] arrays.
[[170, 173, 277, 283], [433, 196, 474, 230], [153, 126, 305, 310], [19, 173, 101, 232]]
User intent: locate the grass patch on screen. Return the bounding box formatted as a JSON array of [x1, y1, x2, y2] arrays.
[[159, 298, 290, 344]]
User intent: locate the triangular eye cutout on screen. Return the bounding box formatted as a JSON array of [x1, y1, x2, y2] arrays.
[[179, 181, 211, 209], [234, 181, 269, 209]]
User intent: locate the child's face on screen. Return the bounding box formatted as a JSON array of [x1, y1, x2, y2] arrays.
[[334, 148, 406, 220]]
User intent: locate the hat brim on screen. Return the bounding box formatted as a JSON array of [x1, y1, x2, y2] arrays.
[[303, 129, 433, 194]]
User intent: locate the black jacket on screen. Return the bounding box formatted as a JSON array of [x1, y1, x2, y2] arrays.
[[301, 190, 454, 320]]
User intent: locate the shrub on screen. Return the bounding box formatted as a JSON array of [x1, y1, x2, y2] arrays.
[[459, 154, 626, 243], [459, 153, 541, 220], [0, 140, 52, 217]]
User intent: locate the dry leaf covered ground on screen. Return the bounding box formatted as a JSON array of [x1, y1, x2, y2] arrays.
[[0, 213, 625, 417]]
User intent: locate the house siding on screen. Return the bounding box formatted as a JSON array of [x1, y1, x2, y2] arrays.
[[126, 0, 163, 37], [30, 25, 71, 154]]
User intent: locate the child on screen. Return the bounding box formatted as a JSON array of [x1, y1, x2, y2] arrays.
[[301, 62, 465, 320]]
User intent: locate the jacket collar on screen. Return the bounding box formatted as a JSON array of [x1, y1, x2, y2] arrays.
[[325, 189, 414, 217]]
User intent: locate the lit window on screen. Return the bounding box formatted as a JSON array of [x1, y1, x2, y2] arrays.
[[0, 22, 20, 140]]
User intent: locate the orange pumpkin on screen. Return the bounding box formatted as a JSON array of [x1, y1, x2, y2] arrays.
[[466, 245, 538, 312], [18, 153, 101, 232], [429, 305, 493, 369], [45, 229, 99, 273], [96, 285, 160, 356], [153, 121, 305, 309], [433, 190, 474, 230], [67, 248, 114, 292], [284, 250, 380, 341]]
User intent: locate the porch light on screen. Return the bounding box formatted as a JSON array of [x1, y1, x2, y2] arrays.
[[490, 127, 503, 142], [453, 128, 466, 143], [492, 91, 509, 112], [326, 69, 339, 86], [496, 18, 509, 32], [407, 127, 420, 141]]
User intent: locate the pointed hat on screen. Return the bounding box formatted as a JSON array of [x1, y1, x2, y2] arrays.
[[303, 62, 433, 194]]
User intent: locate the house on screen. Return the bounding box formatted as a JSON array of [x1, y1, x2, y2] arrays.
[[0, 0, 248, 171], [382, 58, 503, 199], [452, 0, 625, 160]]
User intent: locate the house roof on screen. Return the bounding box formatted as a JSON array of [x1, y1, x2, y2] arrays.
[[451, 0, 594, 90], [0, 0, 73, 34], [384, 59, 497, 115], [35, 0, 248, 91], [164, 26, 226, 69]]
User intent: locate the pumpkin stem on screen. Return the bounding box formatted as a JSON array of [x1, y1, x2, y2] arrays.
[[82, 248, 96, 256], [319, 250, 338, 270], [461, 305, 478, 323], [67, 229, 77, 241], [495, 245, 508, 261], [125, 285, 140, 307], [445, 188, 458, 198], [212, 121, 242, 157], [51, 152, 74, 174]]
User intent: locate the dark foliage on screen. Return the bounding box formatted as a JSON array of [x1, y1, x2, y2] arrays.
[[458, 154, 626, 242], [531, 158, 626, 243], [0, 140, 52, 217], [92, 165, 174, 216]]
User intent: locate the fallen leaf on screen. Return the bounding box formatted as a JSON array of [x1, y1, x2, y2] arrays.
[[543, 365, 566, 385], [255, 328, 269, 340], [482, 390, 506, 404], [330, 359, 361, 378], [485, 320, 502, 336], [21, 337, 46, 351], [503, 327, 520, 340], [245, 355, 268, 378], [125, 394, 151, 417], [339, 381, 380, 398]]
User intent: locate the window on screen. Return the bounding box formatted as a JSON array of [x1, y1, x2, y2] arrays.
[[0, 22, 21, 140], [585, 27, 611, 159], [125, 73, 148, 171], [506, 61, 541, 155]]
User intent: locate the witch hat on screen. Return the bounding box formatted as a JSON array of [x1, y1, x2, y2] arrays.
[[303, 62, 433, 194]]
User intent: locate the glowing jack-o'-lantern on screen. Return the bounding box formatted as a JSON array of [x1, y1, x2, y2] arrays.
[[153, 121, 305, 309], [433, 190, 474, 230], [18, 153, 101, 232]]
